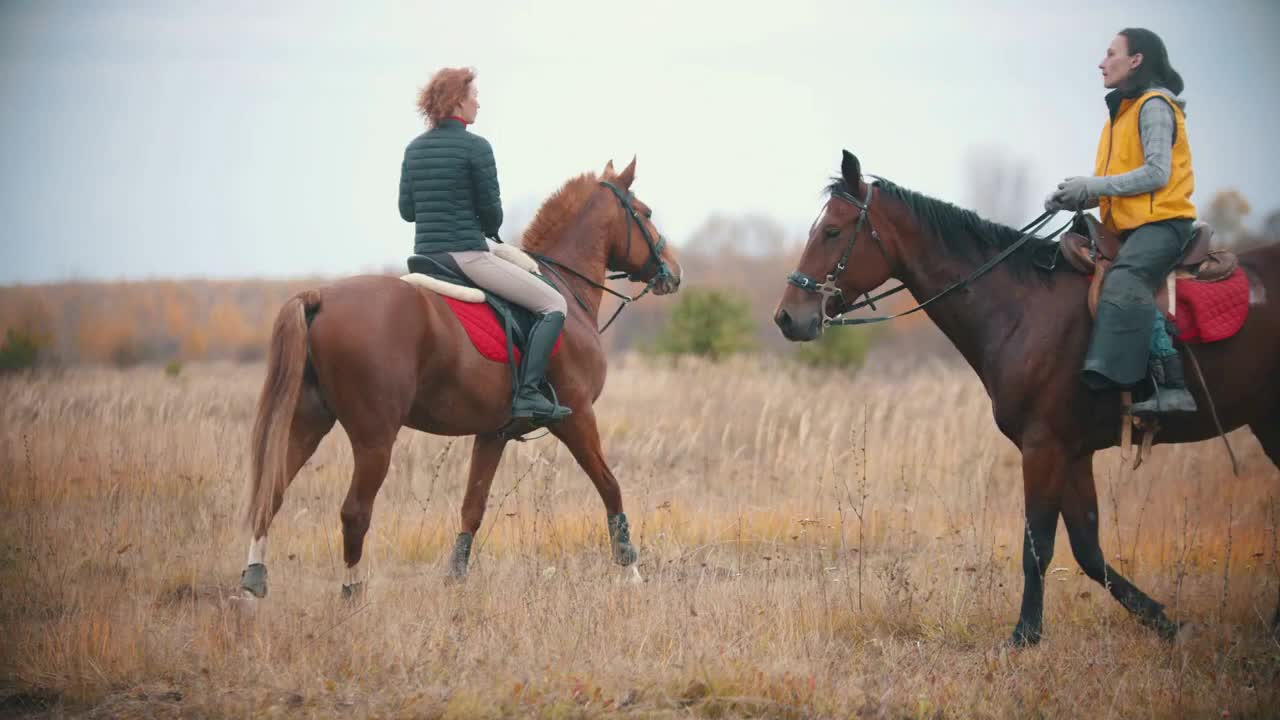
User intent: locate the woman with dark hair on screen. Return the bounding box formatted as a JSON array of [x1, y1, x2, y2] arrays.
[[1046, 28, 1198, 415], [399, 67, 571, 424]]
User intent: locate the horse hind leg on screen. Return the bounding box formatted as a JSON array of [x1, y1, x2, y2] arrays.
[[240, 386, 335, 598], [1248, 417, 1280, 638], [448, 433, 509, 581], [338, 439, 394, 600]]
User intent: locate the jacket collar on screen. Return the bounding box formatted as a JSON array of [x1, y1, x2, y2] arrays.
[[1105, 84, 1183, 120]]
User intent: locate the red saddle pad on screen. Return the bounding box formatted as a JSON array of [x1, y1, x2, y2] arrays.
[[1169, 268, 1249, 344], [441, 297, 563, 363]]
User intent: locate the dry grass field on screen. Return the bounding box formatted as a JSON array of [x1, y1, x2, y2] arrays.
[[2, 356, 1278, 718]]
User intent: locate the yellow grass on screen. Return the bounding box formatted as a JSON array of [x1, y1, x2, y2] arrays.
[[1, 356, 1277, 718]]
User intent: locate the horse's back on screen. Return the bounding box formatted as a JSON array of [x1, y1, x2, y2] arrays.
[[310, 275, 434, 349]]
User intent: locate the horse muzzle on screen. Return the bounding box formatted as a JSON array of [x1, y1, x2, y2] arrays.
[[774, 306, 822, 341], [653, 265, 682, 295]]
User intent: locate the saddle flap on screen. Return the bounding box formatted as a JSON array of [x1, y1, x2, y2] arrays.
[[1059, 231, 1096, 274], [1081, 214, 1121, 261]]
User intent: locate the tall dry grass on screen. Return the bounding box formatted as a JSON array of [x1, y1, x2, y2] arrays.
[[1, 356, 1277, 718]]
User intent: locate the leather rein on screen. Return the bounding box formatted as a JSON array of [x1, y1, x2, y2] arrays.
[[788, 177, 1071, 327]]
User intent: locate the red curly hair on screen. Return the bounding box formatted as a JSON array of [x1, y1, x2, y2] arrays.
[[417, 67, 476, 127]]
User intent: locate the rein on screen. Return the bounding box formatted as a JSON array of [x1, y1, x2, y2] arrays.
[[527, 181, 673, 334], [789, 177, 1072, 327]]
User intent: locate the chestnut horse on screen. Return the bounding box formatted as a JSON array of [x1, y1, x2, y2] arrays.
[[775, 150, 1280, 645], [239, 158, 681, 598]]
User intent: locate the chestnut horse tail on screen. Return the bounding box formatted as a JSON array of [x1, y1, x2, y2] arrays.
[[244, 289, 322, 537]]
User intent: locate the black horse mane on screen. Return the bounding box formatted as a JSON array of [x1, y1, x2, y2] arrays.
[[826, 177, 1060, 279]]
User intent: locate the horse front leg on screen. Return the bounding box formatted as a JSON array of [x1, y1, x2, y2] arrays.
[[1010, 441, 1070, 646], [550, 406, 640, 579], [1061, 452, 1179, 639]]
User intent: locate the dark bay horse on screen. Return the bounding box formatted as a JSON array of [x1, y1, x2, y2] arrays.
[[240, 158, 681, 597], [775, 150, 1280, 645]]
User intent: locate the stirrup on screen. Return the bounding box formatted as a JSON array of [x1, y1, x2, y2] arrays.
[[510, 380, 571, 421], [511, 394, 571, 422], [1131, 387, 1197, 416]]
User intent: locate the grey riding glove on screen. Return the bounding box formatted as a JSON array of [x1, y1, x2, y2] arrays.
[[1043, 191, 1067, 213], [1049, 176, 1104, 211]]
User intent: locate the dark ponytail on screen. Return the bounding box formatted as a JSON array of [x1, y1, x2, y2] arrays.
[[1119, 28, 1184, 95]]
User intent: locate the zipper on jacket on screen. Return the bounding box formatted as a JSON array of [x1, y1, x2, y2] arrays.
[[1100, 123, 1117, 227]]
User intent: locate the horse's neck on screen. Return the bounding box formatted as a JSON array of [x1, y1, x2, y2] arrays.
[[890, 220, 1029, 377], [539, 219, 612, 324]]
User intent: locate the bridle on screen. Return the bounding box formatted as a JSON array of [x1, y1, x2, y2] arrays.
[[528, 180, 675, 333], [786, 180, 890, 325], [787, 177, 1069, 327]]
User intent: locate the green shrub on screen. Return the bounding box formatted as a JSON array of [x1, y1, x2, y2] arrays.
[[650, 288, 756, 361], [110, 339, 144, 369], [0, 328, 41, 373], [792, 325, 881, 370]]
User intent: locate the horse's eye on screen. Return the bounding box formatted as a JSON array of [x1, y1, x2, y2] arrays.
[[824, 226, 841, 239], [643, 208, 652, 219]]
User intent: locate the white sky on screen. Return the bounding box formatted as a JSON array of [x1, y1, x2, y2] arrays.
[[1, 0, 1277, 283]]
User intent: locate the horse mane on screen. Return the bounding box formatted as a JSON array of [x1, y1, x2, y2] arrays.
[[519, 172, 601, 253], [826, 177, 1055, 279]]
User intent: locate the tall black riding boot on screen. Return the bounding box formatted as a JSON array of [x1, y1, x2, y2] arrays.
[[510, 311, 572, 423], [1130, 352, 1197, 415]]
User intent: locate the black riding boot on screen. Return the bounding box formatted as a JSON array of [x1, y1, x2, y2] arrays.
[[1130, 352, 1197, 415], [510, 311, 572, 423]]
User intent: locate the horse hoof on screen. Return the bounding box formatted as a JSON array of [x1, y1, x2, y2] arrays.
[[1156, 618, 1181, 642], [1141, 613, 1180, 642], [240, 563, 268, 599], [617, 563, 643, 585], [1008, 624, 1042, 647], [340, 581, 365, 602], [613, 544, 639, 567]]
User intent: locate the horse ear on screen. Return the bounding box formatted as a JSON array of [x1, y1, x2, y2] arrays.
[[841, 150, 861, 188], [617, 156, 637, 189], [603, 159, 615, 178]]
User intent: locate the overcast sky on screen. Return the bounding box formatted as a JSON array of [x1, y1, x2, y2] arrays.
[[2, 0, 1277, 284]]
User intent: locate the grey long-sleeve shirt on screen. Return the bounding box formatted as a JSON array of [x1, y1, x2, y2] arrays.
[[1084, 86, 1183, 204]]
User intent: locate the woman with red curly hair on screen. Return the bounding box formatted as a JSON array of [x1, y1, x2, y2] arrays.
[[400, 67, 570, 423]]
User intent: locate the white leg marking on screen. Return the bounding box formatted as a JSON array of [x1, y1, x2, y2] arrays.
[[344, 560, 362, 587], [247, 535, 267, 566], [616, 562, 643, 585]]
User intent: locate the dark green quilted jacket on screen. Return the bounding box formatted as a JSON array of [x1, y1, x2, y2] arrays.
[[399, 119, 502, 254]]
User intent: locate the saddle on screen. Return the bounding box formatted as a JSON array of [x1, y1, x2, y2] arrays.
[[1058, 214, 1243, 470], [1058, 215, 1238, 319], [402, 251, 553, 362]]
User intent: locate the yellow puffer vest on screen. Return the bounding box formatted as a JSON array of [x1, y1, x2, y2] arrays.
[[1093, 90, 1196, 233]]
